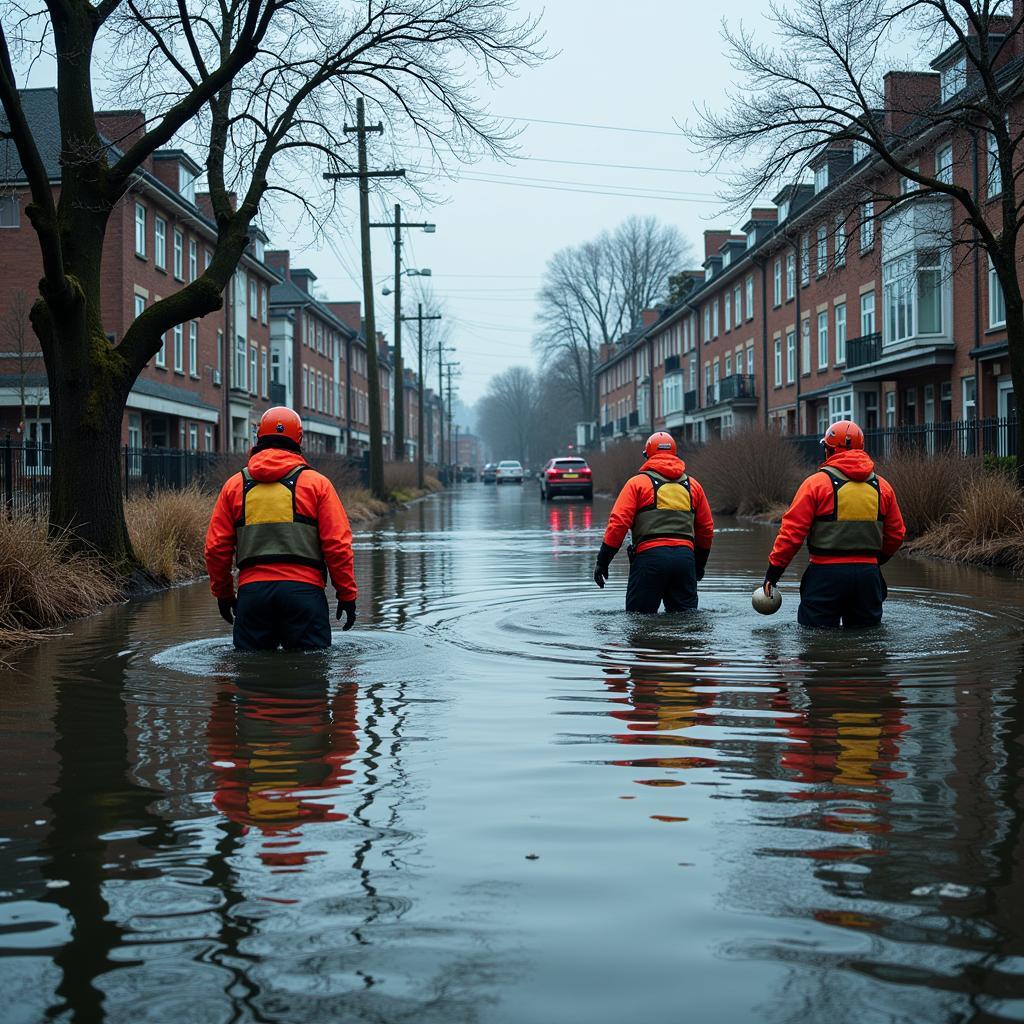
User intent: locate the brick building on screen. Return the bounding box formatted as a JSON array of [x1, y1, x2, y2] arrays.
[[596, 27, 1020, 452]]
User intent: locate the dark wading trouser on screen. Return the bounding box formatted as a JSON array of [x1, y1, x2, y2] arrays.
[[798, 563, 887, 629], [625, 546, 698, 614], [234, 581, 332, 651]]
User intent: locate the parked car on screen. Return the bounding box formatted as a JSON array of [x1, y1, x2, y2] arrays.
[[495, 460, 524, 484], [482, 463, 497, 484], [459, 465, 477, 483], [539, 457, 593, 501]]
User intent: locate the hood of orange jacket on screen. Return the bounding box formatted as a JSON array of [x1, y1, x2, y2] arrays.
[[639, 452, 686, 479], [822, 449, 875, 481], [246, 447, 307, 482]]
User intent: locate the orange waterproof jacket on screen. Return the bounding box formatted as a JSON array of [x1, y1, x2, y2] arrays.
[[768, 449, 905, 572], [603, 452, 715, 555], [204, 448, 357, 602]]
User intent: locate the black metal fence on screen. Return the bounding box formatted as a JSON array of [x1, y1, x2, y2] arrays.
[[786, 417, 1019, 465]]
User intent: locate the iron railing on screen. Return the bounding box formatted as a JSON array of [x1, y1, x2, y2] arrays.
[[684, 389, 698, 413], [845, 332, 883, 369], [786, 417, 1018, 464], [719, 373, 757, 402], [664, 354, 681, 374], [627, 410, 640, 428]]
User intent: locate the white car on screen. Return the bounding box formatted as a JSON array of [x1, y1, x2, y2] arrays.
[[495, 460, 524, 484]]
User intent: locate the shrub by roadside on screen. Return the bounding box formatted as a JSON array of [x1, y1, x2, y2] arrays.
[[875, 448, 980, 538]]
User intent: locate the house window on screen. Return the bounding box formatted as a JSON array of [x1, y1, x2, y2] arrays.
[[724, 293, 731, 332], [261, 349, 269, 398], [179, 164, 196, 204], [816, 225, 827, 276], [817, 311, 829, 369], [861, 291, 876, 335], [173, 323, 184, 372], [725, 352, 733, 377], [154, 217, 166, 269], [205, 248, 212, 270], [0, 195, 19, 227], [786, 253, 795, 300], [989, 260, 1007, 327], [260, 286, 268, 325], [941, 55, 966, 102], [215, 329, 223, 381], [249, 346, 258, 395], [786, 329, 796, 384], [829, 391, 854, 422], [962, 376, 977, 420], [249, 280, 258, 318], [745, 275, 754, 320], [905, 387, 917, 425], [733, 285, 742, 325], [156, 331, 166, 368], [801, 320, 811, 375], [773, 260, 782, 306], [885, 390, 896, 427], [189, 239, 197, 281], [303, 365, 309, 406], [134, 203, 146, 257], [901, 165, 919, 195], [835, 302, 847, 364], [746, 344, 754, 377], [835, 216, 846, 268], [134, 294, 145, 322], [204, 425, 213, 451], [987, 118, 1007, 198], [917, 250, 943, 335], [189, 322, 198, 377], [860, 202, 875, 250], [883, 249, 943, 343], [774, 338, 782, 387], [800, 234, 810, 285], [173, 230, 184, 279], [712, 301, 719, 338], [814, 163, 828, 194], [936, 144, 953, 185], [234, 334, 247, 389], [189, 423, 198, 451], [852, 138, 870, 164]]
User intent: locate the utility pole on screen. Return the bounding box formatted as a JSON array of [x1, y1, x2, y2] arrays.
[[323, 97, 405, 499], [370, 205, 435, 464], [401, 302, 441, 489], [445, 363, 460, 482]]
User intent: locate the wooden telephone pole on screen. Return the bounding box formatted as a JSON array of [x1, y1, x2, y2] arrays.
[[323, 98, 404, 499], [401, 302, 441, 488], [370, 206, 435, 464]]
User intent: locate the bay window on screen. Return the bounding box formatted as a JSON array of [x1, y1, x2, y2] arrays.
[[883, 248, 943, 344]]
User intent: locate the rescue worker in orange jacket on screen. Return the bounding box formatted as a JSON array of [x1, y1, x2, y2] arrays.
[[204, 406, 358, 651], [594, 431, 714, 613], [762, 419, 906, 628]]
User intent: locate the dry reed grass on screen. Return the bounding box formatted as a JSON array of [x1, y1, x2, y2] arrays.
[[126, 485, 214, 582], [587, 441, 645, 495], [876, 447, 980, 538], [0, 515, 121, 648], [687, 429, 809, 515], [908, 472, 1024, 570], [383, 461, 443, 502]]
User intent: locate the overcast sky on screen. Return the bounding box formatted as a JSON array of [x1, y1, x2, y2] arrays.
[[290, 0, 779, 408]]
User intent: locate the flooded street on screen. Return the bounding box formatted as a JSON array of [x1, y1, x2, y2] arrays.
[[3, 482, 1024, 1024]]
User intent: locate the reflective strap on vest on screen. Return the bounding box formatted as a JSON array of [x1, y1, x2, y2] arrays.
[[807, 466, 884, 556], [235, 466, 324, 570], [631, 471, 695, 546]]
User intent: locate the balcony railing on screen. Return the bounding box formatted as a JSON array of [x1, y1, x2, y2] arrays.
[[628, 410, 640, 428], [616, 416, 628, 434], [846, 332, 883, 370], [684, 389, 698, 413], [270, 381, 287, 406], [720, 373, 756, 401], [601, 421, 614, 437], [664, 354, 681, 374]]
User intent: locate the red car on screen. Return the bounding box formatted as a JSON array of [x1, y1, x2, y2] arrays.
[[539, 457, 593, 501]]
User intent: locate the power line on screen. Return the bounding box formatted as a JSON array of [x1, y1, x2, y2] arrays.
[[497, 113, 683, 137], [459, 168, 718, 198], [455, 174, 721, 204]]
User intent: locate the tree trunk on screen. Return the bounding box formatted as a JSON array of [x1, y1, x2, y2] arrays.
[[1005, 302, 1024, 491]]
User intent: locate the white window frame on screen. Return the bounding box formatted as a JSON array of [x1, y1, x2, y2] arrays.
[[189, 239, 198, 282], [773, 260, 782, 306], [936, 144, 953, 185], [773, 338, 782, 387], [173, 229, 184, 279], [745, 275, 754, 320], [941, 55, 966, 102], [835, 216, 846, 268], [712, 301, 719, 338], [0, 195, 20, 228], [134, 203, 146, 257], [817, 311, 829, 369], [987, 117, 1008, 198], [989, 259, 1007, 327], [800, 234, 810, 286], [835, 302, 847, 365], [724, 292, 731, 332], [173, 323, 184, 373], [189, 321, 198, 377], [860, 202, 875, 251], [134, 294, 145, 322], [814, 164, 828, 194], [154, 217, 166, 270], [786, 329, 796, 384], [786, 253, 795, 300], [156, 331, 166, 368], [816, 225, 828, 276], [861, 291, 876, 336]]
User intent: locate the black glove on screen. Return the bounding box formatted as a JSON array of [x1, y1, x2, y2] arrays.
[[594, 542, 618, 589], [336, 599, 357, 631], [763, 563, 784, 595], [217, 595, 237, 625], [694, 545, 710, 582]]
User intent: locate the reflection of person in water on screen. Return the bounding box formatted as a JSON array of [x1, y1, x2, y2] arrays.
[[207, 670, 359, 867]]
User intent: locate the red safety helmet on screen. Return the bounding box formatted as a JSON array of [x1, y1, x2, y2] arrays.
[[257, 406, 303, 446], [821, 419, 864, 451], [643, 431, 677, 458]]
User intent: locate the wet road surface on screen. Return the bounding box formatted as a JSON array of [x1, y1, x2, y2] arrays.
[[2, 482, 1024, 1023]]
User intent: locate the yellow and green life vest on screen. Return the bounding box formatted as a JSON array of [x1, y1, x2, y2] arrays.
[[234, 466, 324, 570], [807, 466, 884, 556], [631, 471, 695, 546]]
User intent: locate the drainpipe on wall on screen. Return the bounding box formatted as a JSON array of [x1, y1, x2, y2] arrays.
[[794, 239, 802, 433], [759, 258, 769, 430], [971, 129, 982, 437], [223, 275, 232, 452], [649, 336, 656, 434]]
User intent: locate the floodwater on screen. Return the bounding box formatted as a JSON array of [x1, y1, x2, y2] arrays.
[[2, 484, 1024, 1024]]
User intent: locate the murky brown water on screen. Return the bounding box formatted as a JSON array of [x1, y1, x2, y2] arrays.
[[2, 483, 1024, 1023]]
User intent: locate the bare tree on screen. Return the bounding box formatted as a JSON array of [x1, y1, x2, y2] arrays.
[[0, 288, 43, 432], [693, 0, 1024, 484], [534, 216, 688, 422], [0, 0, 544, 565], [476, 365, 537, 464]]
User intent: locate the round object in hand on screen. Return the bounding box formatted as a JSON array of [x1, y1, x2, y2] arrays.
[[752, 584, 782, 615]]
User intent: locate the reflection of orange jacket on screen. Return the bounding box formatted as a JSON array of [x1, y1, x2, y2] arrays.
[[204, 448, 357, 601], [769, 449, 905, 571], [603, 453, 714, 555]]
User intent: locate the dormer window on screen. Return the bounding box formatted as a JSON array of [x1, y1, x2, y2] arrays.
[[940, 55, 966, 102], [778, 201, 790, 222], [254, 237, 265, 262], [746, 231, 756, 250], [814, 164, 828, 194], [722, 249, 731, 268], [705, 264, 714, 281], [178, 164, 196, 204], [852, 138, 871, 164]]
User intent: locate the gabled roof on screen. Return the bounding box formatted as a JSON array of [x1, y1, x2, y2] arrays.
[[269, 279, 354, 336]]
